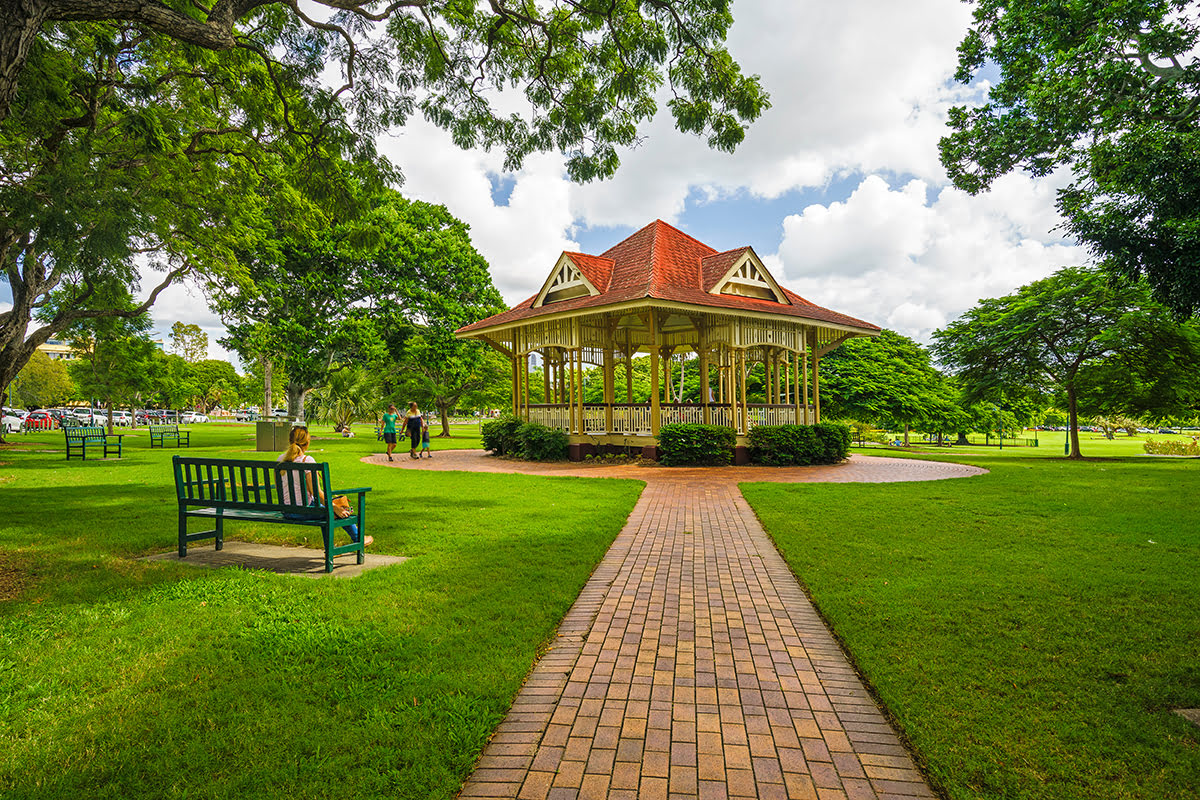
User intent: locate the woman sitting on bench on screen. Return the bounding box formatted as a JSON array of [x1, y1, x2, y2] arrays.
[[278, 427, 373, 547]]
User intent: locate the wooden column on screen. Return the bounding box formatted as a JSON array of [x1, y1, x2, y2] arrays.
[[543, 352, 550, 405], [699, 329, 710, 425], [812, 349, 821, 425], [794, 352, 802, 422], [773, 350, 782, 405], [511, 356, 519, 416], [575, 347, 584, 433], [604, 326, 615, 433], [650, 310, 661, 436], [522, 353, 530, 417], [739, 349, 748, 434], [803, 333, 811, 425]]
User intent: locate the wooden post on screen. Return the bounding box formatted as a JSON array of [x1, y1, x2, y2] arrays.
[[739, 349, 749, 434], [543, 352, 550, 405], [604, 325, 615, 433], [794, 352, 801, 423], [812, 351, 821, 425], [511, 356, 519, 417], [699, 335, 710, 426], [650, 310, 661, 436], [523, 353, 530, 418], [803, 335, 811, 424], [773, 350, 781, 406]]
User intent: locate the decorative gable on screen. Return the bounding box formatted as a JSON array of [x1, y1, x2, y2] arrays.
[[533, 254, 600, 307], [712, 251, 788, 303]]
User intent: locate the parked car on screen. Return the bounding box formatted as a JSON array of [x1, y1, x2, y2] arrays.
[[23, 410, 56, 430], [2, 413, 20, 433], [234, 408, 259, 422], [272, 408, 288, 419], [181, 412, 209, 424], [111, 410, 132, 426], [1158, 428, 1177, 434]]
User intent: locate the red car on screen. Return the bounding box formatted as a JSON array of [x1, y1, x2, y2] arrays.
[[23, 410, 56, 430]]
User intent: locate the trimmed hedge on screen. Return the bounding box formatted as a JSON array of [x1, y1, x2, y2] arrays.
[[748, 423, 852, 466], [517, 422, 569, 461], [481, 416, 568, 461], [657, 423, 736, 466], [480, 415, 523, 455]]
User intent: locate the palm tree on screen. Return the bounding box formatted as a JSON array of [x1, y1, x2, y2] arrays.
[[306, 366, 381, 434]]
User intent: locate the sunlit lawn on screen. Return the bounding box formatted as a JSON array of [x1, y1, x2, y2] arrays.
[[0, 423, 641, 800], [743, 449, 1200, 800]]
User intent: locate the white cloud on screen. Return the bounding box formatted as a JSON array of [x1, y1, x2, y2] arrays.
[[774, 172, 1088, 343]]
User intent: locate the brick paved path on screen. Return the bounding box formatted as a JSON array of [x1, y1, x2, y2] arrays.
[[370, 452, 983, 799]]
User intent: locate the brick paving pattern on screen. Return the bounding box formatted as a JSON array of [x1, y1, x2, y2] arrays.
[[372, 451, 982, 799]]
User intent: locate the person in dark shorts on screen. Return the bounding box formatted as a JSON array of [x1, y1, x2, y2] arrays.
[[404, 402, 423, 459], [381, 404, 399, 461]]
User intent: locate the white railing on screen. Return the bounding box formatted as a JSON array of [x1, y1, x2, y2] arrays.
[[527, 404, 570, 429], [747, 404, 797, 427], [527, 402, 817, 434], [610, 404, 653, 435]]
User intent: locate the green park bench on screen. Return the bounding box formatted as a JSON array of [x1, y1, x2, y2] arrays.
[[149, 423, 190, 448], [172, 456, 372, 573], [64, 425, 123, 460]]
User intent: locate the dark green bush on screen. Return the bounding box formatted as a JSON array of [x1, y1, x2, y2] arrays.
[[749, 423, 851, 466], [517, 422, 569, 461], [657, 423, 735, 466], [480, 415, 523, 455]]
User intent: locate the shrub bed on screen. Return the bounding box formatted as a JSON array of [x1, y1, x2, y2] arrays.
[[749, 422, 851, 466], [480, 415, 523, 455], [516, 422, 569, 461], [1143, 438, 1200, 456], [657, 423, 735, 466], [481, 417, 568, 460]]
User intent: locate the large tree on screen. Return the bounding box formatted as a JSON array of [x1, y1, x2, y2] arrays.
[[3, 3, 765, 422], [941, 0, 1200, 316], [170, 323, 209, 363], [932, 266, 1200, 458], [5, 348, 72, 408], [217, 193, 504, 422], [0, 21, 370, 413], [819, 329, 954, 443]]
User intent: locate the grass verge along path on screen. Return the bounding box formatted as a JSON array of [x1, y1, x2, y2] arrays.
[[0, 424, 642, 799], [743, 453, 1200, 800]]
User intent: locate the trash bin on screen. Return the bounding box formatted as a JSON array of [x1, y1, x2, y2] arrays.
[[256, 420, 293, 452]]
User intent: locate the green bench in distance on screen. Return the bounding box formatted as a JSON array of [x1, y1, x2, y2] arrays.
[[149, 423, 190, 448], [172, 456, 371, 573], [64, 425, 123, 460]]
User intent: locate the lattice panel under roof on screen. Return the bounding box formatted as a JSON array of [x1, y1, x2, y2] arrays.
[[717, 256, 785, 302]]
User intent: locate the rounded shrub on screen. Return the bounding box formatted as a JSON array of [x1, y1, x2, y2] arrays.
[[517, 422, 569, 461], [480, 415, 523, 455], [657, 423, 735, 466], [748, 422, 851, 466]]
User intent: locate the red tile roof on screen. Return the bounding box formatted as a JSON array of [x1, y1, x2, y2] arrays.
[[458, 220, 880, 335]]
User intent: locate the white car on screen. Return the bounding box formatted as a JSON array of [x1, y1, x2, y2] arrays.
[[112, 410, 132, 426], [181, 412, 210, 424], [2, 413, 20, 434]]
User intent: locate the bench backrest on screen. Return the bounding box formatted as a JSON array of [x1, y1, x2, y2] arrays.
[[172, 456, 332, 516], [65, 426, 105, 442], [150, 424, 179, 433]]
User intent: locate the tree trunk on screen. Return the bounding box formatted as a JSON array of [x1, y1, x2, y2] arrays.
[[0, 0, 50, 123], [955, 432, 970, 445], [285, 383, 307, 423], [437, 400, 451, 437], [903, 423, 910, 446], [1067, 384, 1082, 458]]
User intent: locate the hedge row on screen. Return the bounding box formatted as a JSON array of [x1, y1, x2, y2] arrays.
[[480, 416, 569, 461], [748, 423, 851, 465], [656, 423, 736, 466]]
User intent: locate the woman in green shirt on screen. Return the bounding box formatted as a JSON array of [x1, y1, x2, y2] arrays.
[[381, 404, 400, 461]]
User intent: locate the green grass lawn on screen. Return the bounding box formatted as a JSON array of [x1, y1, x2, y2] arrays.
[[743, 450, 1200, 800], [0, 423, 641, 799]]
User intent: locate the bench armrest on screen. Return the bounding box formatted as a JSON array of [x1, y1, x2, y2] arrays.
[[331, 486, 371, 496]]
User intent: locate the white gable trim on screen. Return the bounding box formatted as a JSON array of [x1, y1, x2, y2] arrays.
[[533, 254, 600, 308], [711, 250, 789, 304]]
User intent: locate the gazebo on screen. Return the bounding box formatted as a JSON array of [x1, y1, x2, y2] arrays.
[[456, 220, 880, 460]]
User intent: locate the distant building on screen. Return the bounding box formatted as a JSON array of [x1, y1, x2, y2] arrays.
[[36, 337, 166, 361]]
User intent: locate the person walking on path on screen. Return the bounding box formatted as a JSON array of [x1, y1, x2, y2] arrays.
[[278, 427, 373, 547], [404, 402, 423, 460], [380, 404, 400, 461], [419, 414, 432, 458]]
